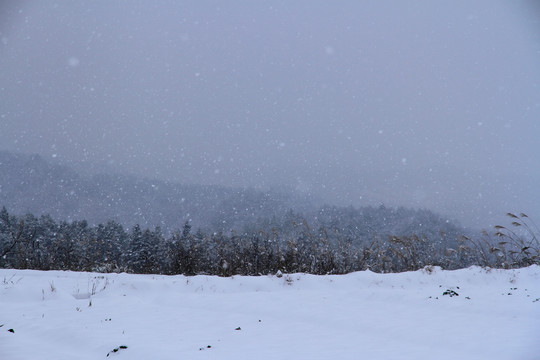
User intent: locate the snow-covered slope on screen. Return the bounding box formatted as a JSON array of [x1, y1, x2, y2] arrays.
[[1, 266, 539, 360]]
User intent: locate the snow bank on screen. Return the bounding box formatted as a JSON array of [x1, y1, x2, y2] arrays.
[[1, 266, 539, 360]]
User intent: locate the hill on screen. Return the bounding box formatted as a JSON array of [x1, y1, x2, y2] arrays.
[[0, 150, 467, 243], [0, 151, 314, 232]]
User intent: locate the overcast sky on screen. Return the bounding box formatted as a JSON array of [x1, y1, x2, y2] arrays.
[[1, 1, 539, 227]]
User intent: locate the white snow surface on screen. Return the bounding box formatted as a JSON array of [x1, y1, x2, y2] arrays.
[[1, 266, 539, 360]]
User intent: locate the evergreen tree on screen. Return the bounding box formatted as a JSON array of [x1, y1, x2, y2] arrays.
[[129, 225, 161, 274]]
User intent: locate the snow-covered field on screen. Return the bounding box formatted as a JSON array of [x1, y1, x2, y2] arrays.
[[1, 266, 539, 360]]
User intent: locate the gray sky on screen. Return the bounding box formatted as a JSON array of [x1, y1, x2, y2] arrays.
[[1, 1, 539, 227]]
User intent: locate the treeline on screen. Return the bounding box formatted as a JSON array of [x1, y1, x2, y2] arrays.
[[1, 206, 538, 275]]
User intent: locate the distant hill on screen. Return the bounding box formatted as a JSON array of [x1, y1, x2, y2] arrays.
[[0, 151, 468, 243], [0, 151, 315, 232]]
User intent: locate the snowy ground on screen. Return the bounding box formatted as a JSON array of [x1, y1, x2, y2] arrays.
[[1, 266, 539, 360]]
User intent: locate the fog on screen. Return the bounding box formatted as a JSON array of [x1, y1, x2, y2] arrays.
[[1, 1, 539, 227]]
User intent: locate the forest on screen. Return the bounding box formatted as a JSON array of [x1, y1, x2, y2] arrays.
[[1, 205, 538, 275]]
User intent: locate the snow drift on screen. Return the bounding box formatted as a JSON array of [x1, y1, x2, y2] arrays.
[[1, 266, 539, 360]]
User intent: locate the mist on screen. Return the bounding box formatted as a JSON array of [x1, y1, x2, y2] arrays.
[[1, 1, 539, 228]]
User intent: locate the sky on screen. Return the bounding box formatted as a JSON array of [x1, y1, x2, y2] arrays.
[[1, 1, 539, 227]]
